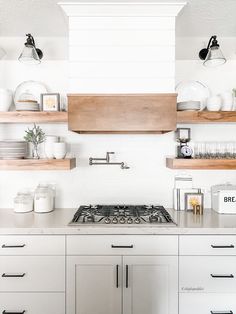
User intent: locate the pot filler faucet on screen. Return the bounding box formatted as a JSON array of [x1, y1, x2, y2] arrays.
[[89, 152, 130, 169]]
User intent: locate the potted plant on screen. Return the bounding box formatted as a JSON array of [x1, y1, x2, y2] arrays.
[[24, 124, 45, 159]]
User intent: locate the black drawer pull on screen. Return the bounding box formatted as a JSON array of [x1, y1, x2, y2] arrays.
[[116, 265, 119, 288], [3, 311, 26, 314], [2, 244, 26, 249], [211, 245, 234, 249], [211, 274, 234, 278], [2, 273, 25, 278], [126, 265, 129, 288], [211, 311, 233, 314], [111, 245, 133, 249]]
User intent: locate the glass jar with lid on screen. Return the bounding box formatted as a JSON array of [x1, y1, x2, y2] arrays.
[[34, 184, 55, 213], [14, 191, 34, 213]]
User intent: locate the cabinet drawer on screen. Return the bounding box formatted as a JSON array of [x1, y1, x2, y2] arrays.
[[0, 256, 65, 292], [0, 236, 65, 255], [180, 293, 236, 314], [67, 235, 178, 255], [180, 256, 236, 293], [0, 293, 65, 314], [180, 235, 236, 255]]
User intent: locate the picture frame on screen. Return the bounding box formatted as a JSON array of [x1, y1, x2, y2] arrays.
[[41, 93, 60, 112], [185, 192, 204, 211]]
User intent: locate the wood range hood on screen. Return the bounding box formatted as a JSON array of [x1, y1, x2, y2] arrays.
[[68, 94, 177, 134]]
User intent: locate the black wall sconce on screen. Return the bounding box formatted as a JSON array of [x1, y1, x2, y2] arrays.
[[199, 35, 226, 67], [18, 34, 43, 65]]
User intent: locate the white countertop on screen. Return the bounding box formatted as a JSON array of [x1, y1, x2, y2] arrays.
[[0, 208, 236, 235]]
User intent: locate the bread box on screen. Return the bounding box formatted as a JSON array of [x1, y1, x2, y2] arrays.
[[212, 184, 236, 214]]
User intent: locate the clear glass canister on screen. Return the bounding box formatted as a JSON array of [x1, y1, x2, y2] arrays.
[[34, 185, 54, 213], [14, 193, 34, 213]]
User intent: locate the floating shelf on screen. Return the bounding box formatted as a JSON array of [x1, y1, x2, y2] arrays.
[[166, 157, 236, 170], [177, 111, 236, 124], [0, 158, 76, 171], [0, 111, 68, 124]]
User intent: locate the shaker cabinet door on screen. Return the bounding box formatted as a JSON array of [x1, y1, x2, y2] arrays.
[[123, 256, 178, 314], [66, 256, 122, 314]]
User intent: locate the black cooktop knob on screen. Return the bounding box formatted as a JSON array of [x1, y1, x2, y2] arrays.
[[112, 217, 118, 224], [134, 217, 141, 224]]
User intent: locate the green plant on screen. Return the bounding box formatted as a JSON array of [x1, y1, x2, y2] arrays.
[[24, 123, 45, 159]]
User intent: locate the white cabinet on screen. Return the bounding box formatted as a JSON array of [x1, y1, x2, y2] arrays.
[[0, 235, 66, 314], [67, 256, 122, 314], [179, 235, 236, 314], [123, 256, 178, 314], [180, 293, 236, 314], [0, 293, 65, 314], [66, 235, 178, 314]]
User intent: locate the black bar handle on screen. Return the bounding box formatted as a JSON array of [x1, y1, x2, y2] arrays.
[[126, 265, 129, 288], [3, 311, 26, 314], [211, 245, 234, 249], [116, 265, 119, 288], [111, 245, 133, 249], [211, 274, 234, 278], [2, 273, 25, 278], [2, 244, 26, 249], [211, 311, 233, 314]]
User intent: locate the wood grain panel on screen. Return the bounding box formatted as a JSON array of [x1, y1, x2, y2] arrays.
[[177, 111, 236, 124], [0, 112, 68, 124], [0, 158, 76, 171], [68, 94, 177, 133], [166, 158, 236, 170]]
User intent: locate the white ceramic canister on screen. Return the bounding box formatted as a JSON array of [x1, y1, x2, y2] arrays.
[[53, 142, 67, 159], [0, 89, 12, 111], [221, 91, 233, 111], [44, 136, 59, 159]]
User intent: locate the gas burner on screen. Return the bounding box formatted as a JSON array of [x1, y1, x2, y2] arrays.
[[69, 205, 176, 226]]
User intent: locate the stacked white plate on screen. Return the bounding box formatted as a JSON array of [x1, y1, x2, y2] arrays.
[[0, 140, 28, 159], [15, 100, 40, 111], [177, 101, 201, 111]]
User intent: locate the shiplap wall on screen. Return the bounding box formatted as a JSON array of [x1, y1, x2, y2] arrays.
[[62, 3, 184, 93]]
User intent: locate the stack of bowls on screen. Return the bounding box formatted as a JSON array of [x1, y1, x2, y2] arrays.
[[15, 100, 39, 111], [0, 140, 28, 159], [177, 101, 201, 111]]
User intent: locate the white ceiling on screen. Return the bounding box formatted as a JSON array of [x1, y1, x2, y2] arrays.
[[0, 0, 235, 37]]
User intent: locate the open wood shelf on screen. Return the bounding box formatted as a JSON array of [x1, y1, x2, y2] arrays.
[[166, 157, 236, 170], [0, 111, 68, 124], [177, 111, 236, 124], [0, 158, 76, 170]]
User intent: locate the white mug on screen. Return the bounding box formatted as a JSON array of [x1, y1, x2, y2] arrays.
[[44, 136, 59, 159], [53, 142, 67, 159]]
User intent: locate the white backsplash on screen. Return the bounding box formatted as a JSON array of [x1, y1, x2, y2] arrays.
[[0, 1, 236, 209]]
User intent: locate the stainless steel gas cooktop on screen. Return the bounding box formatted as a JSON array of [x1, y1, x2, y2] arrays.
[[69, 205, 176, 225]]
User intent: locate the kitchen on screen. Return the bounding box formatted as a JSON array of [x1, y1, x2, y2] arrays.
[[0, 1, 236, 314]]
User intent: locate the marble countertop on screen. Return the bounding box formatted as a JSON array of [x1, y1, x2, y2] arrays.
[[0, 208, 236, 235]]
